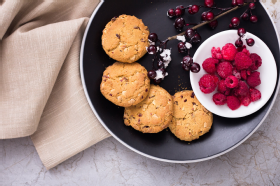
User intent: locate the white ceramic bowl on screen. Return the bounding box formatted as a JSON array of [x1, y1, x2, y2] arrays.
[[190, 30, 277, 118]]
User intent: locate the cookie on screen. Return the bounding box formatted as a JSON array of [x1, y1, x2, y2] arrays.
[[169, 90, 213, 141], [102, 14, 149, 63], [100, 62, 150, 107], [124, 85, 173, 133]]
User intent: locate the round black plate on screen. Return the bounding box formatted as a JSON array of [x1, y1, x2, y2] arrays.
[[81, 0, 280, 162]]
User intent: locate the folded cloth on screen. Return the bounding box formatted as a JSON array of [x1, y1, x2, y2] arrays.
[[0, 0, 110, 169]]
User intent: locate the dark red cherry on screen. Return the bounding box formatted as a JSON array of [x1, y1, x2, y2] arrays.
[[191, 34, 201, 44], [231, 17, 240, 27], [206, 12, 214, 21], [174, 17, 185, 31], [182, 56, 193, 66], [182, 63, 190, 71], [204, 0, 214, 8], [246, 38, 255, 46], [190, 63, 201, 73], [148, 70, 157, 79], [250, 15, 258, 23], [241, 13, 249, 20], [229, 23, 234, 29], [176, 5, 185, 15], [167, 9, 175, 18], [201, 11, 207, 21], [209, 20, 218, 29], [147, 45, 157, 54], [148, 33, 158, 42], [235, 38, 243, 47], [185, 28, 195, 39], [191, 5, 200, 14], [188, 7, 195, 15], [238, 28, 246, 37], [178, 42, 187, 53], [249, 3, 255, 10], [175, 8, 183, 17]]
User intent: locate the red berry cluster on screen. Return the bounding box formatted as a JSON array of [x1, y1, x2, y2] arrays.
[[235, 28, 255, 49], [199, 36, 262, 110], [167, 0, 226, 31], [179, 28, 202, 73], [230, 1, 258, 29], [146, 33, 170, 84]]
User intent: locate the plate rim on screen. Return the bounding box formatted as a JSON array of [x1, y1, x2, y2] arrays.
[[190, 30, 277, 118], [80, 1, 280, 163]]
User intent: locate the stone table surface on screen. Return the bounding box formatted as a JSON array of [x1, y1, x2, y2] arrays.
[[1, 1, 280, 186]]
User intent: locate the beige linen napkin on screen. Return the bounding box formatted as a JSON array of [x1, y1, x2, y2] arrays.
[[0, 0, 110, 169]]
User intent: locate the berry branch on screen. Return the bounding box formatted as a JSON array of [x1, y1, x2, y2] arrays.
[[146, 0, 258, 84], [167, 4, 246, 41]]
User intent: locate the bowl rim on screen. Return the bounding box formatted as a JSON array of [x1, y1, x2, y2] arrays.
[[80, 1, 280, 163], [190, 30, 277, 118]]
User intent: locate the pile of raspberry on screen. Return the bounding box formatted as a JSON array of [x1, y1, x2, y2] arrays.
[[199, 43, 262, 110]]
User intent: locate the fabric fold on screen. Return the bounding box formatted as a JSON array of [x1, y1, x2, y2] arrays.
[[1, 0, 111, 169]]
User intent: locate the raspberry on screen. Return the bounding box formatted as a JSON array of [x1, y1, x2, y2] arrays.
[[240, 96, 251, 106], [225, 89, 231, 96], [241, 70, 247, 80], [212, 74, 220, 84], [217, 62, 233, 79], [235, 52, 253, 70], [225, 75, 239, 88], [202, 58, 219, 74], [199, 74, 217, 94], [227, 96, 241, 110], [213, 93, 227, 105], [222, 43, 237, 61], [247, 71, 261, 87], [249, 53, 262, 71], [232, 68, 241, 79], [242, 48, 250, 56], [217, 80, 230, 94], [211, 47, 223, 60], [233, 81, 249, 97], [250, 88, 261, 102]]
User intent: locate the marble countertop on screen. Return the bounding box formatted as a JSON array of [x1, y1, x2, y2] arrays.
[[1, 1, 280, 185]]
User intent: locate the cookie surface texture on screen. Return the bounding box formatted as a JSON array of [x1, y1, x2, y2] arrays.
[[100, 62, 150, 107], [102, 14, 150, 63], [124, 85, 173, 133], [169, 90, 213, 141]]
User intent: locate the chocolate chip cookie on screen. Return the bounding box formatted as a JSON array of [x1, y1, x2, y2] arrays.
[[169, 90, 213, 141], [124, 85, 173, 133], [102, 15, 149, 63], [100, 62, 150, 107]]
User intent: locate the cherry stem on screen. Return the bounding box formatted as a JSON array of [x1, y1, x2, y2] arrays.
[[167, 3, 248, 41], [160, 40, 169, 49], [240, 8, 249, 18], [212, 7, 232, 11]]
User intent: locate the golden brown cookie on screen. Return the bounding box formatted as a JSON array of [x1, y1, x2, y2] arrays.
[[102, 14, 149, 63], [124, 85, 173, 133], [100, 62, 150, 107], [169, 90, 213, 141]]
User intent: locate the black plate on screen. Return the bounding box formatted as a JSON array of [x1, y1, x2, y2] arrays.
[[81, 0, 280, 162]]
